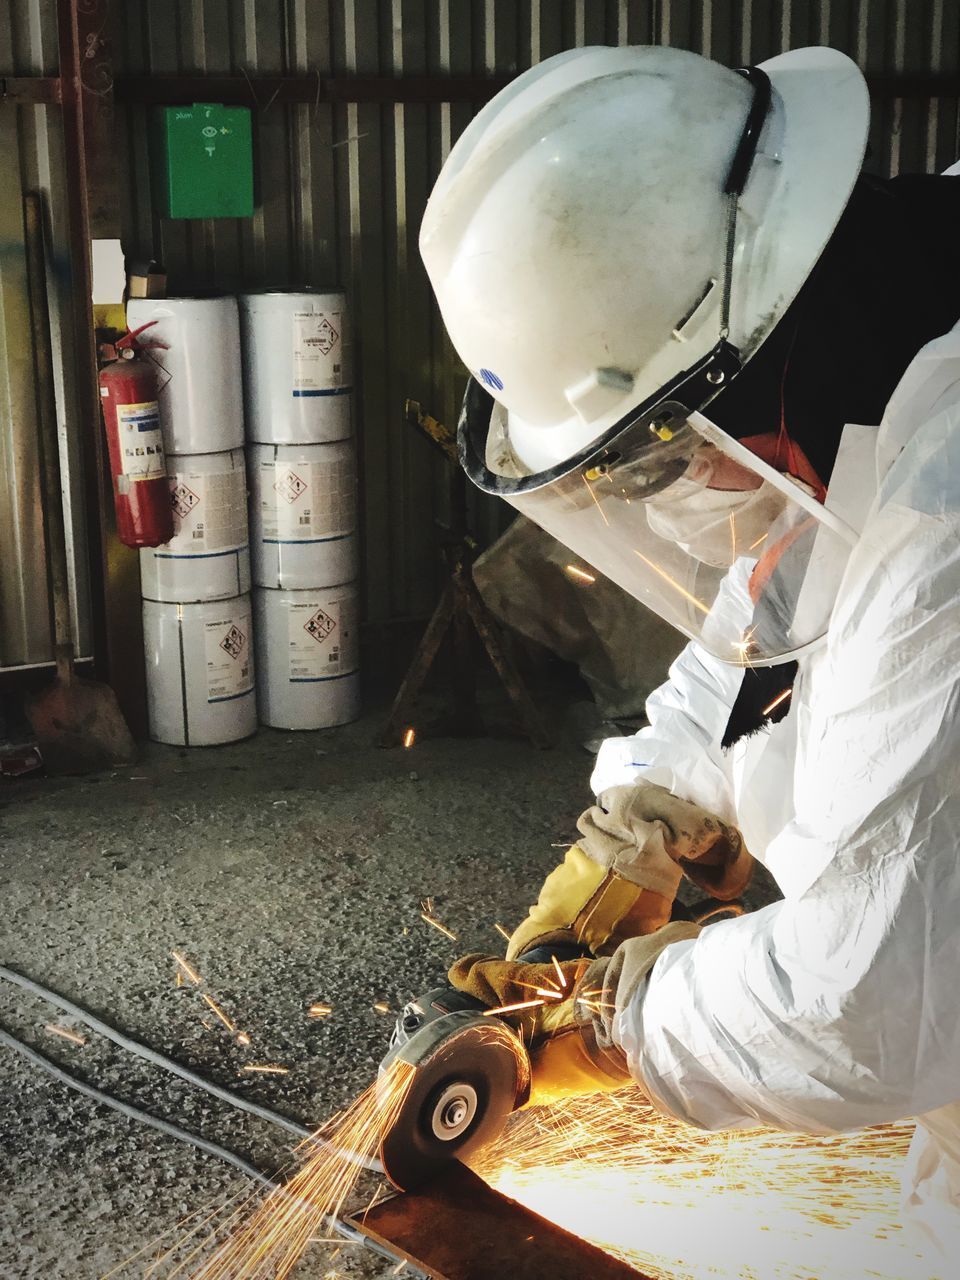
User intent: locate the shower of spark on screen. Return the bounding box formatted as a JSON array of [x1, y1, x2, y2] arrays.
[[179, 1062, 414, 1280], [470, 1090, 932, 1280]]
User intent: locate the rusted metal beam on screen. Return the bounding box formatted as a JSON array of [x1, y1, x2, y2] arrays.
[[5, 69, 960, 113], [349, 1161, 651, 1280], [111, 70, 960, 109], [0, 76, 62, 104], [57, 0, 147, 736], [113, 73, 514, 107]]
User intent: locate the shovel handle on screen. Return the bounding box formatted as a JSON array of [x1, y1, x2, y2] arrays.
[[24, 192, 74, 675]]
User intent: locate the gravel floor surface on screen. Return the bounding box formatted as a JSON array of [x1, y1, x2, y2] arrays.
[[0, 704, 593, 1279]]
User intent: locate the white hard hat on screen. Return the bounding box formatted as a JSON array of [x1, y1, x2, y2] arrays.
[[420, 45, 870, 664], [421, 44, 869, 473]]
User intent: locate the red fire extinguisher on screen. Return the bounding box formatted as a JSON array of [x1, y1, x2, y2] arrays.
[[99, 324, 175, 548]]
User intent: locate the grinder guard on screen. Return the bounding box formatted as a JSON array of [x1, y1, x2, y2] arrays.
[[378, 986, 531, 1191]]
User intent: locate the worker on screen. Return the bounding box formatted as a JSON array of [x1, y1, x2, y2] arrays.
[[420, 44, 960, 1263]]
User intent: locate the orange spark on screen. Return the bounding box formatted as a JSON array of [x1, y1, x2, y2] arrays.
[[494, 922, 512, 943], [201, 994, 235, 1033], [633, 551, 711, 616], [565, 564, 596, 584], [172, 950, 202, 985], [402, 727, 415, 749], [241, 1064, 289, 1075], [482, 998, 545, 1017], [308, 1003, 333, 1019], [236, 1032, 251, 1047], [749, 531, 768, 550], [373, 1001, 391, 1015], [762, 688, 793, 717], [582, 475, 611, 526], [471, 1092, 923, 1280], [44, 1023, 86, 1047], [729, 511, 737, 565], [551, 955, 568, 990], [420, 912, 458, 942], [175, 971, 184, 988]]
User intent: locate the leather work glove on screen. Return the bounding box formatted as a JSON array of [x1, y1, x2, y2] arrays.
[[450, 920, 701, 1107], [507, 780, 753, 961]]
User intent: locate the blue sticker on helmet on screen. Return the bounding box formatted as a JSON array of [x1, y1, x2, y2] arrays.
[[479, 368, 504, 391]]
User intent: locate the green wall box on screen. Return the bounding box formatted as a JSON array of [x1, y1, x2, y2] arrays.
[[152, 104, 254, 219]]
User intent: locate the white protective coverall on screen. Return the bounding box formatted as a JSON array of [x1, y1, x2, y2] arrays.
[[591, 322, 960, 1257]]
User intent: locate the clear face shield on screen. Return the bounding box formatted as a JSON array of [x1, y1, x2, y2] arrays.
[[456, 67, 859, 666], [460, 348, 859, 667]]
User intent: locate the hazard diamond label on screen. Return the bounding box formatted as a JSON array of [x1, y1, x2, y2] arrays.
[[171, 482, 200, 519], [220, 625, 246, 659], [310, 316, 339, 356], [274, 469, 308, 503], [304, 608, 336, 644]]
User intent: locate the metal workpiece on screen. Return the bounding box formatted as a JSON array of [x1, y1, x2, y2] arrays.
[[351, 1160, 652, 1280]]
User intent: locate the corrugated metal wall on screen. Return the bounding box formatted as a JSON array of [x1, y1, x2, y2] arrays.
[[0, 0, 93, 669], [115, 0, 960, 627], [3, 1, 959, 660]]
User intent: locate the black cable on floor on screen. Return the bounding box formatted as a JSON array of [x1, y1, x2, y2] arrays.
[[0, 1025, 273, 1187], [0, 963, 382, 1174], [0, 1024, 420, 1273]]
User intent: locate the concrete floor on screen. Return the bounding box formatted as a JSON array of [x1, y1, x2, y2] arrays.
[[0, 703, 596, 1279]]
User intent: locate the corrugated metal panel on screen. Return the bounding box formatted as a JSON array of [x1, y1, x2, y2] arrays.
[[80, 2, 960, 631], [0, 0, 92, 669]]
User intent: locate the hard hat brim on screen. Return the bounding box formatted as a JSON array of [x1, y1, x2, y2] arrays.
[[736, 46, 870, 366]]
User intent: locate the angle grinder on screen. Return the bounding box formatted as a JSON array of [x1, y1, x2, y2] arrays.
[[377, 983, 532, 1190], [378, 943, 597, 1191]]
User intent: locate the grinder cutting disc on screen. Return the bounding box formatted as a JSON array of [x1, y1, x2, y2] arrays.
[[379, 1006, 530, 1191]]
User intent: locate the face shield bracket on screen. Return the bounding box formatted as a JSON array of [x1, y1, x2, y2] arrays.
[[459, 339, 744, 497]]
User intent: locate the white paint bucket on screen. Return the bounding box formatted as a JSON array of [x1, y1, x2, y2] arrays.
[[253, 584, 360, 729], [140, 448, 250, 602], [239, 290, 351, 444], [126, 296, 244, 454], [142, 595, 257, 745], [247, 441, 357, 589]]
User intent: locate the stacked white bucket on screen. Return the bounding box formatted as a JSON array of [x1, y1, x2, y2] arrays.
[[240, 291, 360, 730], [128, 297, 257, 746]]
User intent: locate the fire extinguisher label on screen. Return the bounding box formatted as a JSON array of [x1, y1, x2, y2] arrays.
[[292, 311, 344, 392], [117, 402, 166, 480], [260, 459, 356, 542], [287, 598, 358, 681], [204, 611, 254, 703]]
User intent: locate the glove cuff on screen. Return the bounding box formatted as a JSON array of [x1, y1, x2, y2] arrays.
[[575, 921, 702, 1055]]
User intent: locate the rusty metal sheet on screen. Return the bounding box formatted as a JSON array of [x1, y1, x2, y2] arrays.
[[349, 1161, 651, 1280]]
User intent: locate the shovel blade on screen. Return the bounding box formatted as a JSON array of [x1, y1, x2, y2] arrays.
[[26, 677, 137, 774]]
